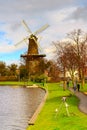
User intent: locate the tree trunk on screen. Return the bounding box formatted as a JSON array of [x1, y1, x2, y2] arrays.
[[63, 67, 66, 90]]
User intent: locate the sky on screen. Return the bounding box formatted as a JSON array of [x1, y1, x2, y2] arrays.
[[0, 0, 87, 65]]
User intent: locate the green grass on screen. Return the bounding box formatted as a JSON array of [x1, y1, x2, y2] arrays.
[[26, 83, 87, 130], [0, 81, 87, 129], [80, 83, 87, 92], [0, 81, 33, 86]]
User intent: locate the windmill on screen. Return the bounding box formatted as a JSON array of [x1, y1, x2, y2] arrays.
[[15, 20, 49, 60], [15, 20, 49, 78]]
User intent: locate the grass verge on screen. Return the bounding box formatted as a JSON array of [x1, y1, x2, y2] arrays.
[[26, 83, 87, 130], [0, 81, 33, 86]]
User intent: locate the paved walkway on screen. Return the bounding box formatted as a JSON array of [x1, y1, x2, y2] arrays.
[[69, 88, 87, 114]]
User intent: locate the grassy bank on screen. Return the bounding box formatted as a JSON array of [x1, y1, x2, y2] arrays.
[[0, 81, 33, 86], [27, 83, 87, 130], [0, 81, 87, 129]]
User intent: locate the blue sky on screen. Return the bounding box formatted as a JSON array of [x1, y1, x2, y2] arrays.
[[0, 0, 87, 65]]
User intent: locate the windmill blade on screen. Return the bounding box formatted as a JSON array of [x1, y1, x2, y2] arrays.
[[37, 40, 43, 52], [38, 35, 42, 42], [22, 20, 32, 34], [37, 36, 43, 52], [31, 36, 42, 52], [33, 24, 49, 35], [14, 37, 28, 47]]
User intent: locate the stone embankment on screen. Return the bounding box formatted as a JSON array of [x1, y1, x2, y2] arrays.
[[28, 85, 48, 125]]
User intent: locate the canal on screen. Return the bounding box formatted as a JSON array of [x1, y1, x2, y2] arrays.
[[0, 86, 45, 130]]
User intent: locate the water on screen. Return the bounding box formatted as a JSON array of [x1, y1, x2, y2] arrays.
[[0, 86, 45, 130]]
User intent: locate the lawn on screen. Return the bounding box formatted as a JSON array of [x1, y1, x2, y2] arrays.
[[0, 81, 33, 86], [26, 83, 87, 130], [0, 81, 87, 129]]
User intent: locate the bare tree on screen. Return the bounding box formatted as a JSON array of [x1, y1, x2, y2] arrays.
[[53, 41, 69, 90], [67, 29, 87, 87], [53, 30, 87, 88], [63, 44, 78, 86]]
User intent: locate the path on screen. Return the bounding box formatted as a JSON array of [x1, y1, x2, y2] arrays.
[[69, 88, 87, 114]]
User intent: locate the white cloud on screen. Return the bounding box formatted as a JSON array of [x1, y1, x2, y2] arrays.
[[46, 7, 76, 24], [68, 6, 87, 21], [0, 0, 87, 64]]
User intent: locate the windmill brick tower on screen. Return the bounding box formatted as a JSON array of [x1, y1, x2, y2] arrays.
[[15, 20, 49, 79]]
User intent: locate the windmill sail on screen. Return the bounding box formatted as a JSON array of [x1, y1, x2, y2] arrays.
[[22, 20, 32, 34], [33, 24, 49, 35]]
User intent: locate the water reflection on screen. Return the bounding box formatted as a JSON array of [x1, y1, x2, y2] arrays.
[[0, 86, 45, 130]]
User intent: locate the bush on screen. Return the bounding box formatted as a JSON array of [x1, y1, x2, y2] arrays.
[[0, 76, 17, 81]]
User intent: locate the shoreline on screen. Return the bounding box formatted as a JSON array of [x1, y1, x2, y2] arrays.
[[28, 86, 48, 125]]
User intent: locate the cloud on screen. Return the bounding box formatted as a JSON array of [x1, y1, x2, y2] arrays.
[[0, 44, 15, 53], [0, 0, 80, 22], [67, 6, 87, 21], [0, 0, 87, 65]]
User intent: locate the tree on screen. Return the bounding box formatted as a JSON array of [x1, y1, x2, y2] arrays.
[[7, 63, 18, 76], [19, 63, 28, 80], [67, 29, 87, 87], [53, 29, 87, 88], [61, 43, 78, 86], [53, 41, 68, 90], [45, 60, 60, 82], [0, 61, 7, 76]]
